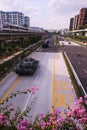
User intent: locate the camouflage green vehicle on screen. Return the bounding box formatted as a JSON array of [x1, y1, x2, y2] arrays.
[[14, 57, 39, 75]]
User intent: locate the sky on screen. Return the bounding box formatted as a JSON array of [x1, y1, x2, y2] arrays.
[[0, 0, 87, 30]]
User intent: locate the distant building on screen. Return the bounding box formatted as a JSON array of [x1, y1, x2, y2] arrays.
[[78, 8, 87, 29], [24, 16, 30, 28], [0, 10, 7, 29], [0, 10, 30, 28], [73, 15, 79, 30], [69, 18, 74, 31], [59, 29, 69, 36], [28, 26, 44, 32], [7, 11, 24, 26], [69, 8, 87, 31]]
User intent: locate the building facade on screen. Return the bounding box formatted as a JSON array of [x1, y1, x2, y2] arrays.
[[69, 8, 87, 31], [7, 12, 24, 26], [78, 8, 87, 29], [0, 10, 7, 29], [73, 14, 79, 30], [59, 29, 69, 36], [24, 16, 30, 28], [0, 10, 30, 29], [69, 18, 74, 31]]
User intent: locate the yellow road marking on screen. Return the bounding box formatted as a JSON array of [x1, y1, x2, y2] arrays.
[[55, 81, 71, 90], [52, 53, 73, 110], [55, 93, 66, 107], [0, 76, 21, 103]]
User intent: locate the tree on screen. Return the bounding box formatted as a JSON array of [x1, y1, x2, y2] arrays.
[[83, 24, 87, 29]]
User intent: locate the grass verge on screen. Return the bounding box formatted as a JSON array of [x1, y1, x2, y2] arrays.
[[68, 37, 86, 46], [55, 35, 60, 45]]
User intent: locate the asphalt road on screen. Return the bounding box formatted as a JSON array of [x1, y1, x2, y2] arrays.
[[0, 34, 87, 121], [0, 52, 53, 119], [0, 35, 77, 120], [58, 36, 87, 94], [0, 50, 76, 120], [65, 51, 87, 94], [37, 35, 61, 53]]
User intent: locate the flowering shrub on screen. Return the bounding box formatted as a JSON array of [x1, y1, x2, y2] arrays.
[[0, 87, 87, 130]]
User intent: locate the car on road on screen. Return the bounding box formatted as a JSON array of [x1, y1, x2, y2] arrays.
[[42, 43, 49, 48], [77, 54, 82, 57], [14, 57, 39, 75], [68, 42, 71, 44], [42, 39, 49, 48]]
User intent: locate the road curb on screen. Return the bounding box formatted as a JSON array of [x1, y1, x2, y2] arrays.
[[64, 52, 86, 96]]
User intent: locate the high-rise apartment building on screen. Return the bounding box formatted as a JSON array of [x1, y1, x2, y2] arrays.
[[73, 14, 79, 30], [7, 12, 24, 26], [24, 16, 30, 28], [78, 8, 87, 29], [69, 18, 74, 31], [69, 8, 87, 30], [0, 10, 7, 28], [0, 10, 30, 28]]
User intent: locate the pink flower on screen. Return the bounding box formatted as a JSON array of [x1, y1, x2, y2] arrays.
[[84, 95, 87, 99], [85, 100, 87, 105], [0, 113, 7, 126], [39, 114, 45, 118], [78, 119, 83, 124], [53, 109, 59, 115], [10, 106, 15, 111], [31, 86, 38, 94], [29, 128, 32, 130], [18, 126, 26, 130], [46, 122, 51, 126], [26, 88, 31, 92]]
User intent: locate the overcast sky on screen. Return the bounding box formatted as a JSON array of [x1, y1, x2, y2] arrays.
[[0, 0, 87, 30]]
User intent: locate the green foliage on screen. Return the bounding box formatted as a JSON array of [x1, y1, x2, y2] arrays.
[[0, 39, 42, 80], [70, 34, 87, 43], [83, 24, 87, 29], [55, 35, 60, 45], [0, 87, 87, 130]]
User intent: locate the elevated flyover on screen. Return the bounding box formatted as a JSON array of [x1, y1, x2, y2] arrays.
[[0, 31, 45, 40]]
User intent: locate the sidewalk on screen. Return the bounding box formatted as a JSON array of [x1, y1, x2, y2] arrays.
[[53, 52, 77, 113]]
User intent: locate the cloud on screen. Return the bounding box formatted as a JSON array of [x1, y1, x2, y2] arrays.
[[0, 0, 87, 29], [48, 0, 87, 15], [46, 0, 87, 29], [0, 0, 40, 16]]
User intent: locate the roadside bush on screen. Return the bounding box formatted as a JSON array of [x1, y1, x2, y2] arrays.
[[70, 35, 87, 43]]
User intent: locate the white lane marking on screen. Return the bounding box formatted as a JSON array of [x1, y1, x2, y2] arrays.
[[23, 93, 32, 111], [23, 66, 41, 112]]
